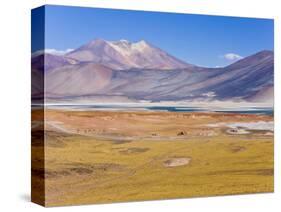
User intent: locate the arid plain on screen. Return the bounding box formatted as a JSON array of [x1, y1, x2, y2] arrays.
[[31, 108, 273, 206]]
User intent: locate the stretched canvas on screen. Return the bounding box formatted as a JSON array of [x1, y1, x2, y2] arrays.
[[31, 5, 274, 207]]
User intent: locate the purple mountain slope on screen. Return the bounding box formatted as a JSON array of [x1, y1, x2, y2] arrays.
[[32, 53, 79, 72], [66, 39, 193, 70], [31, 39, 274, 103]]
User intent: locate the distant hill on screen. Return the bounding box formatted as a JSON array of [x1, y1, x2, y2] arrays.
[[66, 39, 192, 70], [31, 39, 274, 104]]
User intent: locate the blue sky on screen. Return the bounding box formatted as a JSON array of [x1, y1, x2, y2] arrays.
[[32, 5, 274, 67]]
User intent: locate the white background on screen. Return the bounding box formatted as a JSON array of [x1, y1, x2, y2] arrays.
[[0, 0, 280, 211]]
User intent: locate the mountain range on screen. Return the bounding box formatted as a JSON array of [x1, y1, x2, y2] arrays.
[[31, 39, 274, 104]]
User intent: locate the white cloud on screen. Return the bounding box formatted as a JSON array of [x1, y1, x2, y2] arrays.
[[32, 48, 74, 57], [222, 53, 243, 61], [45, 48, 74, 55]]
